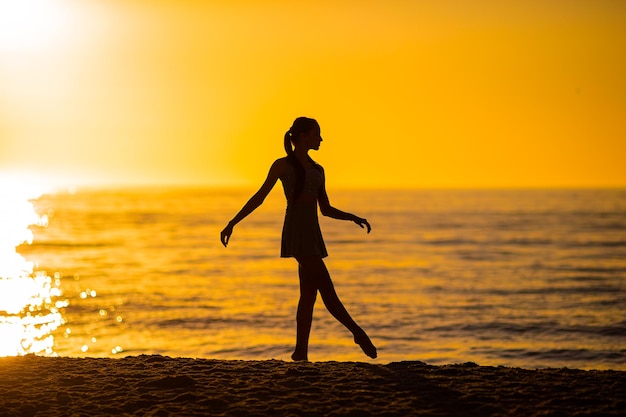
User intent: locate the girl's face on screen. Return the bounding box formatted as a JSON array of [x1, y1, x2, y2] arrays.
[[301, 126, 323, 151]]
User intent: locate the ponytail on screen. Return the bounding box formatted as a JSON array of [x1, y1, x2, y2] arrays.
[[284, 130, 294, 157]]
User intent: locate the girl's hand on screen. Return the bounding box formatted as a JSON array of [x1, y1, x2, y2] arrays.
[[220, 224, 233, 247], [353, 217, 371, 233]]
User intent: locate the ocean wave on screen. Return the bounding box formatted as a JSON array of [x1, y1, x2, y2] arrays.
[[563, 240, 626, 248], [549, 266, 626, 274], [427, 320, 626, 338], [478, 284, 623, 296], [19, 241, 119, 249], [494, 347, 626, 368], [421, 238, 626, 249]]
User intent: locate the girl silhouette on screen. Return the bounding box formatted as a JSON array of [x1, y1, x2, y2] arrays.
[[220, 117, 377, 361]]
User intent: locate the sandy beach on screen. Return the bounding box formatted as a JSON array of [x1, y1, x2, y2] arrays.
[[0, 355, 623, 417]]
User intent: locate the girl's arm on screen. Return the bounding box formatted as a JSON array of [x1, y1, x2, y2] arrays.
[[317, 170, 371, 233], [220, 159, 285, 247]]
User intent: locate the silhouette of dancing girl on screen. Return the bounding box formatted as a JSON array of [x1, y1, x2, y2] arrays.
[[220, 117, 377, 361]]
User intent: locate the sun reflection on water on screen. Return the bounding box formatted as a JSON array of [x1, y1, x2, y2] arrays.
[[0, 180, 67, 357]]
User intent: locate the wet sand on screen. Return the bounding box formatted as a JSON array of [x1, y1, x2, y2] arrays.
[[0, 355, 624, 416]]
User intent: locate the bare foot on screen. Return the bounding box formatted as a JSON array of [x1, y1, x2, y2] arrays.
[[291, 351, 308, 362], [354, 332, 377, 359]]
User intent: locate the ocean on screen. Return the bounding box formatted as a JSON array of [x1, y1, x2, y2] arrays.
[[3, 187, 625, 370]]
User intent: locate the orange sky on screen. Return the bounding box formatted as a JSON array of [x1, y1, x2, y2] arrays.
[[1, 0, 625, 189]]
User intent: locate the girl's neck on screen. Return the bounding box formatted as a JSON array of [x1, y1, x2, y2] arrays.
[[294, 147, 312, 167]]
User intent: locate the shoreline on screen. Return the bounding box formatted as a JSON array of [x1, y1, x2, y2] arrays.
[[1, 355, 624, 416]]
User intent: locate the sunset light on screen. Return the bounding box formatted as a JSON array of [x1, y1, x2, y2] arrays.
[[0, 1, 624, 188], [0, 0, 72, 52], [0, 180, 66, 356], [0, 3, 624, 415]]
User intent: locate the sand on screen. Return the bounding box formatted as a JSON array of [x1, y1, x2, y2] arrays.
[[0, 355, 623, 417]]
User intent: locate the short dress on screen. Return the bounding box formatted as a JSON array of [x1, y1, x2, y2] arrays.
[[279, 162, 328, 258]]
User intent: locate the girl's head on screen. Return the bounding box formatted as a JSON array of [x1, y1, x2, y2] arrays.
[[283, 117, 322, 200], [284, 117, 322, 155]]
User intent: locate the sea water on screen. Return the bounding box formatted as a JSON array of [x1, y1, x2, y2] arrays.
[[6, 188, 626, 369]]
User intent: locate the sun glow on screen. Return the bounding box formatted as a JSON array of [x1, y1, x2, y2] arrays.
[[0, 179, 67, 356], [0, 0, 73, 52], [1, 1, 625, 188]]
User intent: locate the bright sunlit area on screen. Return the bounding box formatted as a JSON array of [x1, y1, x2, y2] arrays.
[[0, 0, 74, 52], [0, 177, 66, 357]]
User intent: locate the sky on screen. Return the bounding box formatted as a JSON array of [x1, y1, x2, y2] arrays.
[[1, 0, 625, 189]]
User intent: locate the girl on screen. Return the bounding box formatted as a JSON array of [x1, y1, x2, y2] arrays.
[[220, 117, 377, 361]]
